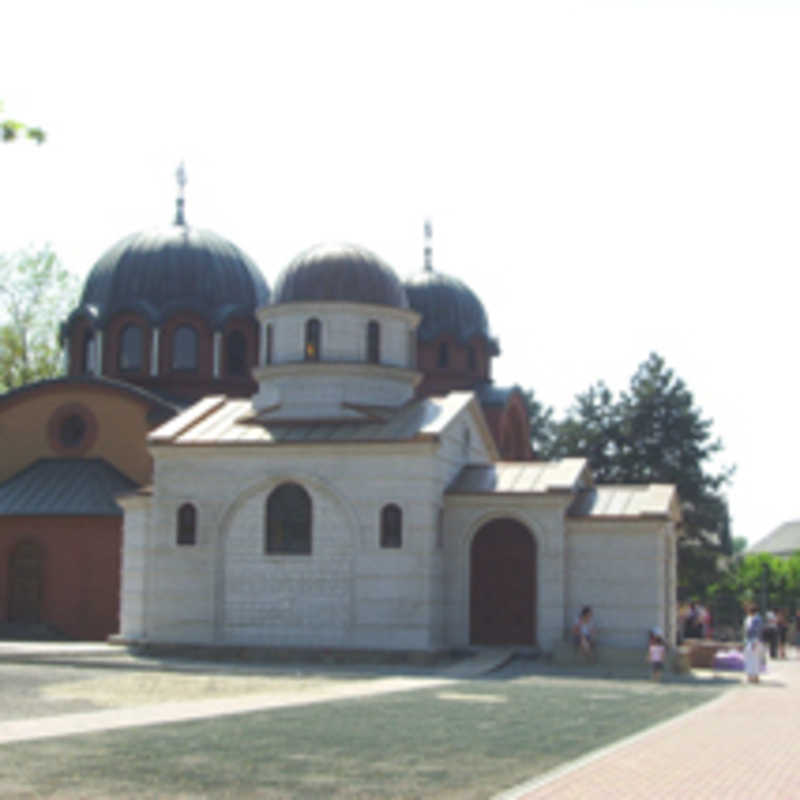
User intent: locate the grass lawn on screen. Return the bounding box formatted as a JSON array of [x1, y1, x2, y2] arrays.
[[0, 672, 724, 799]]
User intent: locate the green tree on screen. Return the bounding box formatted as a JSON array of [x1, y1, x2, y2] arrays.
[[518, 386, 555, 458], [1, 100, 45, 144], [536, 353, 734, 594], [0, 246, 78, 391]]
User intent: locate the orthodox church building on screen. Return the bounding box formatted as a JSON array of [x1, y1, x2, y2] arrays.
[[0, 183, 680, 652]]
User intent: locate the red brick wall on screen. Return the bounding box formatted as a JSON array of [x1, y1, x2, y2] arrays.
[[0, 516, 121, 641]]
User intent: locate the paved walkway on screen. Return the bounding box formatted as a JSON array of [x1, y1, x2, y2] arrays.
[[0, 642, 515, 745], [500, 655, 800, 800]]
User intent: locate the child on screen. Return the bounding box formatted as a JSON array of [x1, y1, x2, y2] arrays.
[[647, 628, 666, 681]]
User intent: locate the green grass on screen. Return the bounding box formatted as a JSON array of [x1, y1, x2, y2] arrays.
[[0, 674, 723, 799]]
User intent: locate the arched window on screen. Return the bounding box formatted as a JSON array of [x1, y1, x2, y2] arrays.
[[266, 483, 312, 554], [171, 325, 197, 371], [177, 503, 197, 546], [380, 504, 402, 549], [118, 324, 143, 372], [305, 319, 321, 361], [265, 324, 273, 365], [226, 330, 247, 376], [81, 330, 94, 374], [367, 320, 380, 364], [437, 341, 449, 368]]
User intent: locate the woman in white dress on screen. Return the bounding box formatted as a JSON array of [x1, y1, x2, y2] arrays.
[[743, 605, 764, 684]]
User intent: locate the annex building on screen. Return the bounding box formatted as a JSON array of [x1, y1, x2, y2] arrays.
[[0, 190, 680, 652]]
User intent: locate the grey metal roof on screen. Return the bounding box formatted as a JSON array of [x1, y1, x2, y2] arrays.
[[149, 392, 479, 446], [749, 521, 800, 556], [64, 223, 269, 333], [568, 485, 677, 520], [273, 243, 409, 309], [0, 459, 139, 516], [447, 460, 588, 495]]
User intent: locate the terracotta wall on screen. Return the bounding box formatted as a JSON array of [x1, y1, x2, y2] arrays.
[[0, 385, 153, 485], [0, 516, 121, 640]]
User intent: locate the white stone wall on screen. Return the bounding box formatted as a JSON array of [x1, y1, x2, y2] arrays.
[[564, 521, 675, 648], [137, 440, 450, 650], [258, 302, 419, 368], [118, 495, 150, 640]]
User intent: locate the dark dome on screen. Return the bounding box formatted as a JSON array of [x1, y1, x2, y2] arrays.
[[273, 243, 409, 309], [405, 270, 492, 344], [70, 224, 270, 329]]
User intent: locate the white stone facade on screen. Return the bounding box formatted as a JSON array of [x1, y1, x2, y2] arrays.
[[119, 395, 680, 654]]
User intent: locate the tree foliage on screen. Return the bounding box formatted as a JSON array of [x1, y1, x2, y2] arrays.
[[521, 353, 734, 593], [1, 100, 45, 144], [0, 246, 78, 392], [710, 552, 800, 613]]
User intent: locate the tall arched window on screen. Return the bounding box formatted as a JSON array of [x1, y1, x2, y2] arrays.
[[437, 341, 449, 369], [266, 483, 312, 554], [226, 330, 247, 376], [380, 504, 402, 549], [367, 320, 380, 364], [118, 324, 143, 372], [305, 318, 321, 362], [265, 324, 273, 365], [81, 330, 94, 374], [177, 503, 197, 546], [172, 325, 198, 370], [467, 345, 477, 372]]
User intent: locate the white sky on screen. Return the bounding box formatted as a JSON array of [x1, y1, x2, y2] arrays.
[[2, 0, 799, 545]]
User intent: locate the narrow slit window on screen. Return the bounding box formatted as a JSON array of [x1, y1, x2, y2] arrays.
[[367, 320, 380, 364], [305, 319, 321, 362], [380, 504, 402, 549], [177, 503, 197, 546]]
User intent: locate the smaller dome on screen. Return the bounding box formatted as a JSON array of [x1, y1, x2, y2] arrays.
[[273, 243, 409, 309], [405, 270, 491, 344]]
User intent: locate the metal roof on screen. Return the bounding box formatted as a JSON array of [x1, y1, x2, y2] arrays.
[[568, 485, 677, 520], [149, 391, 480, 447], [749, 521, 800, 556], [446, 460, 589, 495], [0, 459, 139, 516]]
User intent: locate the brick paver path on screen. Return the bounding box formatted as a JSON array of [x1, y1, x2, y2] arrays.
[[503, 657, 800, 799]]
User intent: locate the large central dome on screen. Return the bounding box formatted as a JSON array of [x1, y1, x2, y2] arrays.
[[75, 224, 270, 328], [273, 243, 409, 309]]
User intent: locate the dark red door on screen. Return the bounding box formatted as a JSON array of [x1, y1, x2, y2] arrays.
[[9, 541, 43, 623], [470, 519, 535, 645]]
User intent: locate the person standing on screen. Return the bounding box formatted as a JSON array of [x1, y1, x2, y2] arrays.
[[743, 605, 764, 684], [647, 628, 667, 681]]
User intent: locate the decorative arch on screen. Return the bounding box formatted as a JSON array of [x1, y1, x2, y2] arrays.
[[214, 471, 362, 643], [468, 516, 537, 645]]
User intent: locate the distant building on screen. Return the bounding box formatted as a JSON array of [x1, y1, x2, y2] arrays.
[[748, 521, 800, 558], [1, 188, 680, 651]]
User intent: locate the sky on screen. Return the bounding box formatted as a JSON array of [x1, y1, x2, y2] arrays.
[[2, 0, 799, 545]]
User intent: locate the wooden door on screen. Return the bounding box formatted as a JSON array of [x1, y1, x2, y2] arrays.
[[470, 519, 535, 645], [9, 541, 43, 623]]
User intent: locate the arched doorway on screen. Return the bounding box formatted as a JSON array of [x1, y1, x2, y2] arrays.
[[8, 540, 44, 623], [470, 519, 536, 645]]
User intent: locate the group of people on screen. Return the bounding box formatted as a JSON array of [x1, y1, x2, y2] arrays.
[[741, 605, 794, 683], [571, 605, 666, 680]]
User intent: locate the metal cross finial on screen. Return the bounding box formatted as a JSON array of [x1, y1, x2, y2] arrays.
[[174, 162, 187, 225], [423, 218, 433, 272]]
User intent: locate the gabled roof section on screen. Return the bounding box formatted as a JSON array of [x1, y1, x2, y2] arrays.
[[447, 458, 589, 496], [148, 392, 481, 447], [0, 375, 179, 420], [0, 458, 139, 516], [749, 521, 800, 556], [568, 484, 680, 521]]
